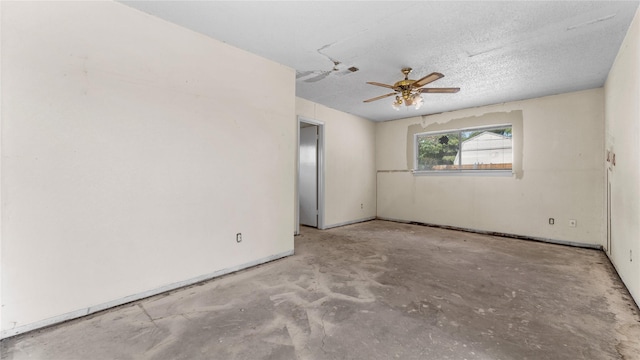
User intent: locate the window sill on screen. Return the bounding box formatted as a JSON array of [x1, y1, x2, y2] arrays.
[[412, 170, 514, 177]]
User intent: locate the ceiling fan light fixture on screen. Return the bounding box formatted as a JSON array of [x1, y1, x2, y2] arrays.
[[392, 96, 402, 111], [413, 93, 424, 109]]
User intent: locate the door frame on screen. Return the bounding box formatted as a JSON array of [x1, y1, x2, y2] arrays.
[[606, 167, 612, 256], [296, 116, 325, 234]]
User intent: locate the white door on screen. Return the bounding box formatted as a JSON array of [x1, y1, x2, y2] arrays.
[[299, 125, 318, 227]]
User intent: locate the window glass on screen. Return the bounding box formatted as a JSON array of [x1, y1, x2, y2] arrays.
[[416, 125, 512, 172], [416, 132, 460, 171]]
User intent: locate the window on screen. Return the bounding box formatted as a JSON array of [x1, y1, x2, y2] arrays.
[[415, 125, 512, 172]]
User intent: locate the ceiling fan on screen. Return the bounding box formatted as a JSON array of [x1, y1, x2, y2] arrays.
[[364, 67, 460, 110]]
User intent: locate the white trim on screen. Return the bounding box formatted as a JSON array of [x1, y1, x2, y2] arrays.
[[322, 216, 376, 230], [1, 250, 294, 339], [414, 123, 512, 137]]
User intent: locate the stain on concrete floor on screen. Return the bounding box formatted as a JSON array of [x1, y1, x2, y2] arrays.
[[2, 220, 640, 359]]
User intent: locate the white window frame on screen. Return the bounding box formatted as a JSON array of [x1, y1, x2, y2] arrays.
[[413, 124, 513, 176]]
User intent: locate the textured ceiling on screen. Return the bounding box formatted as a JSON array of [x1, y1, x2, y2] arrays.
[[121, 1, 639, 121]]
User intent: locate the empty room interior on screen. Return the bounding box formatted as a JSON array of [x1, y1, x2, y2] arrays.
[[2, 1, 640, 359]]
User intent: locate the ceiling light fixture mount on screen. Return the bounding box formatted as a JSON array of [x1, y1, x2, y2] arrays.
[[364, 67, 459, 110]]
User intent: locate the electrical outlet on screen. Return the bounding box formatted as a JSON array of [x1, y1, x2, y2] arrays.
[[361, 203, 364, 209], [631, 250, 633, 262], [549, 218, 554, 225], [569, 219, 577, 227], [236, 233, 242, 243]]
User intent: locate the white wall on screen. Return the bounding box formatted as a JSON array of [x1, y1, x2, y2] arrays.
[[377, 89, 605, 247], [296, 98, 376, 228], [1, 1, 295, 337], [605, 8, 640, 306]]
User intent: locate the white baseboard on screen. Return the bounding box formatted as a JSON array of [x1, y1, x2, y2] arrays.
[[1, 249, 294, 339]]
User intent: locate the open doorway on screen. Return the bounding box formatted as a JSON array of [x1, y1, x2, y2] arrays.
[[296, 117, 324, 234]]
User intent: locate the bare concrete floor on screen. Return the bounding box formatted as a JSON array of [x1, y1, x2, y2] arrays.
[[2, 220, 640, 360]]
